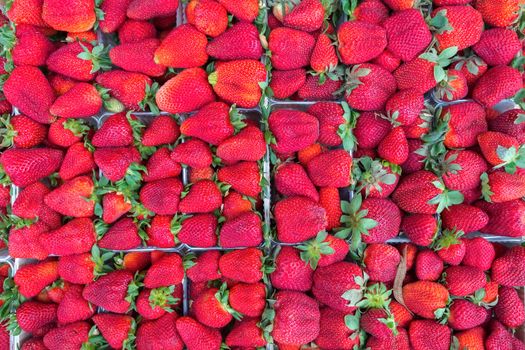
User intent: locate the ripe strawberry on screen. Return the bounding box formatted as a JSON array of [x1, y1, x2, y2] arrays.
[[145, 215, 176, 248], [193, 285, 237, 328], [455, 327, 485, 350], [143, 148, 181, 182], [491, 246, 525, 287], [57, 253, 95, 285], [98, 0, 130, 33], [306, 149, 352, 187], [139, 177, 183, 215], [363, 243, 400, 282], [41, 0, 95, 31], [476, 199, 525, 237], [486, 320, 525, 349], [43, 321, 90, 350], [3, 66, 55, 124], [156, 68, 215, 113], [472, 65, 522, 108], [20, 337, 47, 349], [98, 217, 142, 250], [135, 313, 183, 350], [385, 89, 425, 127], [474, 0, 521, 27], [49, 82, 102, 119], [15, 260, 59, 298], [343, 64, 397, 111], [175, 316, 221, 350], [441, 204, 488, 234], [401, 214, 438, 247], [180, 102, 237, 145], [271, 246, 313, 291], [275, 162, 319, 201], [92, 313, 134, 350], [383, 9, 432, 62], [448, 299, 491, 331], [96, 70, 154, 111], [223, 191, 254, 220], [441, 101, 487, 148], [9, 24, 54, 67], [171, 139, 212, 168], [269, 27, 315, 70], [494, 286, 525, 329], [178, 179, 221, 213], [353, 0, 389, 24], [268, 109, 319, 154], [143, 253, 183, 289], [434, 69, 468, 102], [93, 113, 134, 147], [154, 24, 208, 68], [431, 5, 483, 51], [7, 0, 49, 27], [16, 301, 57, 333], [186, 251, 221, 283], [118, 19, 156, 43], [275, 196, 327, 243], [110, 39, 166, 77], [282, 0, 324, 32], [127, 0, 178, 20], [353, 112, 390, 149], [217, 0, 259, 21], [311, 264, 362, 317], [434, 229, 466, 265], [189, 0, 228, 37], [297, 74, 342, 101], [337, 20, 387, 64], [57, 284, 94, 325], [415, 250, 444, 281], [39, 218, 96, 256], [393, 52, 446, 93], [403, 281, 449, 319], [482, 171, 525, 203], [0, 114, 47, 149], [489, 109, 525, 143], [473, 28, 521, 66], [82, 270, 135, 313], [269, 68, 306, 99], [11, 182, 61, 229], [100, 192, 131, 224], [444, 265, 486, 296], [8, 221, 49, 260], [441, 150, 488, 192], [207, 22, 262, 61], [217, 161, 261, 198], [219, 211, 263, 248], [478, 131, 520, 167], [409, 320, 451, 350], [94, 146, 141, 182], [219, 248, 263, 283], [173, 213, 218, 247], [59, 142, 95, 180], [272, 291, 320, 345], [315, 307, 360, 349], [136, 287, 178, 320], [305, 102, 344, 147], [377, 127, 409, 165], [1, 148, 63, 187], [44, 176, 95, 217], [47, 42, 110, 82], [216, 125, 266, 164], [226, 318, 266, 348], [48, 117, 90, 148]]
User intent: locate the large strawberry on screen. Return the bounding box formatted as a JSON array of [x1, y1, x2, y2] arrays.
[[269, 69, 307, 99], [110, 39, 166, 77], [472, 65, 522, 108], [82, 270, 137, 313], [14, 260, 59, 298], [481, 171, 525, 203], [44, 176, 95, 217], [441, 101, 487, 148], [154, 24, 208, 68], [96, 70, 154, 111], [269, 27, 315, 70], [98, 217, 142, 250], [216, 125, 266, 164], [93, 146, 141, 182], [274, 196, 327, 243], [337, 20, 387, 64], [306, 149, 352, 187], [268, 109, 319, 154], [140, 177, 183, 215], [42, 0, 95, 32], [92, 313, 135, 350], [207, 22, 262, 61], [49, 82, 102, 119], [430, 5, 483, 51], [403, 281, 449, 319], [175, 316, 221, 350], [218, 248, 264, 283], [39, 218, 96, 256], [473, 28, 521, 66], [474, 0, 520, 27], [476, 199, 525, 237], [15, 301, 57, 333], [220, 211, 263, 248], [0, 148, 63, 187]]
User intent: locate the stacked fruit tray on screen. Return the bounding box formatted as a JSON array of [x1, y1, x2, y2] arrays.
[[0, 0, 525, 349]]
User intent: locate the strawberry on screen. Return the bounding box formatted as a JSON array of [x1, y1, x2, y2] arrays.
[[482, 171, 525, 203], [474, 0, 521, 27], [207, 22, 262, 61], [442, 202, 489, 233], [377, 127, 409, 165], [434, 228, 466, 265], [394, 56, 441, 94], [431, 5, 483, 51], [402, 140, 425, 173], [283, 0, 324, 32], [8, 221, 49, 260], [49, 82, 102, 119], [275, 162, 319, 201], [401, 214, 438, 247], [415, 250, 444, 281], [342, 64, 397, 111], [156, 68, 215, 113], [441, 150, 488, 192], [219, 211, 263, 248], [21, 338, 48, 349], [219, 248, 263, 283], [186, 251, 221, 283], [296, 74, 343, 101], [144, 253, 183, 289], [101, 192, 131, 224], [118, 20, 156, 43], [44, 176, 95, 217], [361, 307, 398, 340], [171, 139, 212, 168], [8, 24, 54, 67], [271, 246, 313, 291], [364, 243, 400, 282], [312, 261, 364, 312], [486, 320, 525, 349], [268, 109, 319, 154], [145, 215, 177, 248], [154, 24, 208, 68], [383, 9, 432, 62], [409, 320, 451, 350], [136, 287, 179, 320], [96, 70, 154, 111], [43, 321, 90, 350], [57, 253, 95, 284], [59, 142, 95, 180], [57, 284, 94, 325], [136, 313, 183, 350], [367, 328, 409, 350], [275, 196, 327, 243], [477, 131, 521, 167], [41, 0, 95, 31], [435, 68, 468, 102], [337, 20, 387, 64], [178, 179, 221, 213], [192, 284, 237, 328], [491, 246, 525, 287], [16, 301, 57, 333], [143, 148, 182, 182], [189, 0, 228, 37], [228, 282, 266, 318], [455, 327, 485, 350], [458, 237, 495, 273], [15, 260, 59, 298], [11, 182, 61, 229], [489, 109, 525, 144], [127, 0, 178, 20], [0, 114, 47, 149], [3, 66, 55, 124], [82, 270, 135, 313], [354, 112, 391, 149], [47, 42, 110, 82], [0, 148, 63, 187], [48, 118, 90, 148], [306, 149, 352, 187], [476, 199, 525, 237], [269, 68, 307, 99], [473, 28, 521, 66], [298, 143, 325, 165], [226, 318, 266, 348], [354, 157, 400, 198], [7, 0, 49, 27], [217, 0, 259, 22], [472, 65, 522, 108], [208, 59, 266, 108], [175, 316, 221, 350], [272, 291, 320, 345], [448, 299, 491, 331], [180, 102, 238, 145], [306, 102, 347, 147], [494, 286, 525, 329], [269, 27, 315, 70], [444, 265, 486, 296], [98, 0, 131, 33], [173, 213, 218, 247], [216, 125, 266, 164], [315, 307, 360, 349], [110, 39, 166, 77], [39, 218, 96, 256], [92, 313, 134, 350], [140, 177, 183, 215], [352, 0, 388, 24], [385, 89, 425, 126], [98, 217, 142, 250], [403, 281, 449, 319], [217, 161, 261, 198], [442, 101, 487, 148], [94, 146, 141, 182]]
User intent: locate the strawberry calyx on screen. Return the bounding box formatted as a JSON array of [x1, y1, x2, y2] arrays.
[[337, 102, 358, 152], [94, 219, 109, 240], [182, 253, 196, 271], [229, 104, 247, 133], [122, 317, 137, 350], [453, 53, 485, 76], [169, 214, 191, 244], [427, 180, 464, 213], [0, 164, 10, 187], [427, 9, 453, 35], [467, 287, 499, 308], [139, 82, 160, 115], [434, 70, 460, 101], [0, 114, 16, 148], [416, 107, 449, 173], [260, 295, 276, 343], [103, 98, 125, 113], [297, 231, 335, 270], [91, 244, 115, 278], [115, 162, 146, 201], [63, 118, 91, 138], [352, 157, 398, 197], [126, 112, 156, 159], [432, 228, 464, 251], [125, 272, 144, 311], [149, 285, 179, 312], [215, 282, 243, 321], [480, 172, 494, 202], [418, 47, 458, 83], [493, 144, 525, 174], [0, 22, 15, 62], [337, 64, 371, 96], [77, 42, 112, 74], [82, 324, 107, 350], [341, 272, 368, 308], [0, 277, 24, 325], [338, 193, 378, 250]]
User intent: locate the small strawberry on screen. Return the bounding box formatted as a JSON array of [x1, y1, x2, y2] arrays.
[[219, 248, 264, 283], [217, 161, 261, 198], [219, 211, 263, 248], [110, 39, 166, 77], [275, 162, 319, 201], [297, 75, 342, 101], [140, 177, 183, 215], [434, 229, 466, 265], [282, 0, 324, 32], [178, 179, 221, 213], [226, 318, 266, 348], [481, 171, 525, 203], [59, 142, 95, 181], [491, 246, 525, 287], [136, 287, 179, 320], [171, 139, 212, 168], [8, 221, 49, 260], [444, 265, 486, 297], [401, 214, 438, 247], [101, 192, 132, 224], [448, 299, 491, 331], [269, 68, 307, 99], [377, 127, 409, 165], [118, 19, 157, 43], [275, 196, 327, 243]]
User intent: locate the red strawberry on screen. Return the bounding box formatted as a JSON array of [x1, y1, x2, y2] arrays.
[[15, 260, 59, 298], [491, 246, 525, 287], [226, 318, 266, 348], [82, 270, 135, 313], [94, 146, 141, 182], [473, 28, 521, 66], [0, 114, 47, 149], [415, 250, 444, 281], [178, 179, 221, 213], [93, 112, 133, 147], [297, 75, 342, 101], [442, 101, 487, 148], [217, 161, 261, 198], [47, 42, 110, 82], [393, 52, 445, 93], [10, 24, 54, 67], [474, 0, 521, 27], [144, 253, 183, 289], [136, 287, 178, 320], [44, 176, 95, 217], [42, 0, 95, 32], [101, 192, 131, 224], [363, 243, 400, 282], [494, 286, 525, 328], [486, 320, 525, 349], [175, 316, 221, 350], [192, 285, 237, 328], [269, 27, 315, 70], [172, 213, 218, 247], [48, 118, 90, 148], [442, 150, 488, 191], [96, 70, 154, 111], [275, 162, 319, 201], [7, 0, 49, 27], [143, 148, 182, 182], [478, 131, 520, 168], [403, 281, 449, 319], [343, 64, 397, 111], [444, 265, 486, 296], [378, 127, 409, 165], [431, 5, 483, 51], [110, 39, 166, 77], [269, 109, 319, 154], [354, 112, 391, 149], [118, 19, 156, 43], [57, 284, 94, 325], [448, 299, 491, 330], [49, 82, 101, 118], [136, 313, 183, 350], [434, 230, 466, 265], [92, 313, 134, 350], [271, 246, 313, 291], [219, 248, 263, 283], [12, 182, 61, 229], [156, 68, 215, 113], [98, 0, 131, 33], [140, 177, 183, 215], [43, 321, 90, 350], [98, 217, 142, 250], [275, 196, 327, 243], [217, 0, 259, 21], [306, 149, 352, 187], [171, 139, 212, 168], [154, 24, 208, 68], [57, 253, 95, 285], [317, 187, 341, 230], [189, 0, 228, 37], [207, 22, 262, 61], [337, 20, 387, 64], [310, 33, 338, 76], [472, 65, 522, 108], [441, 204, 489, 234], [127, 0, 179, 20], [219, 211, 263, 248], [186, 251, 221, 283], [3, 66, 55, 124], [401, 214, 438, 247], [489, 109, 525, 144], [9, 221, 49, 260], [482, 171, 525, 203], [316, 307, 360, 349], [269, 68, 307, 99], [16, 301, 57, 333], [0, 148, 63, 187], [409, 320, 451, 350], [145, 215, 177, 248], [282, 0, 324, 32], [216, 125, 266, 164], [385, 89, 425, 126], [476, 199, 525, 237], [39, 218, 96, 256], [180, 102, 238, 145], [353, 0, 389, 25], [59, 142, 95, 180]]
